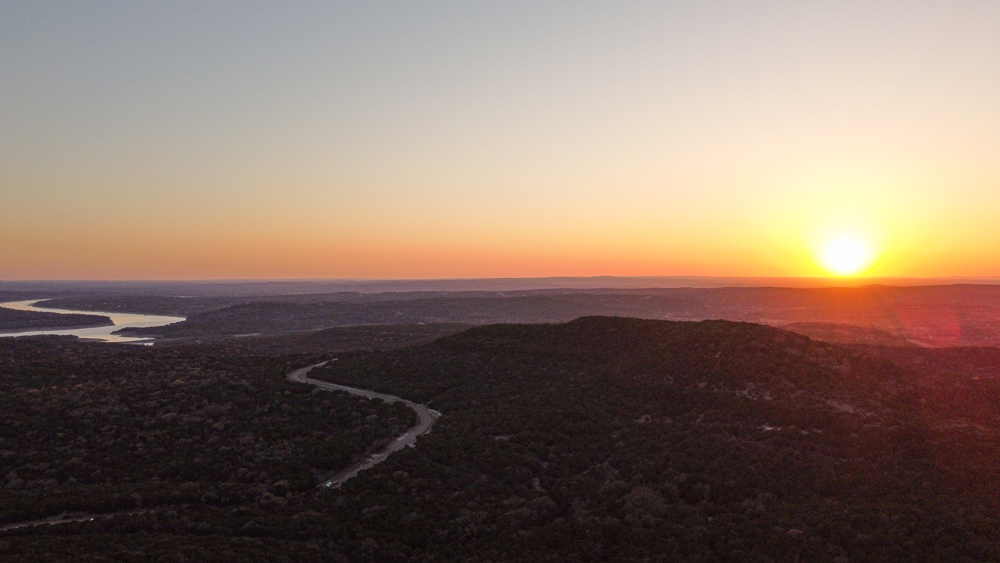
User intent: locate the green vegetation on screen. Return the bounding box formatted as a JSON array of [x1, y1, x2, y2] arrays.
[[0, 309, 112, 332], [6, 317, 1000, 561], [238, 323, 472, 354], [98, 284, 1000, 348], [115, 295, 692, 339], [781, 322, 916, 347], [300, 317, 1000, 562], [1, 534, 332, 563], [0, 338, 414, 526], [38, 295, 246, 316]]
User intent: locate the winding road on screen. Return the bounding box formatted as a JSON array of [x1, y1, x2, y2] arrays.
[[0, 361, 439, 532], [0, 510, 150, 533], [288, 360, 440, 488]]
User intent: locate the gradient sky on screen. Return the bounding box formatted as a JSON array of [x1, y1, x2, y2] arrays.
[[3, 1, 1000, 280]]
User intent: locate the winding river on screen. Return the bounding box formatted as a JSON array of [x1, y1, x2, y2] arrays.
[[0, 300, 183, 343]]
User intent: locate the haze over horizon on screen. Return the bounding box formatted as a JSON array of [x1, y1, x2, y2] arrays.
[[5, 275, 1000, 294], [4, 2, 1000, 280]]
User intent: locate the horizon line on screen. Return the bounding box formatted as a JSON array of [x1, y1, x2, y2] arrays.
[[3, 275, 1000, 290]]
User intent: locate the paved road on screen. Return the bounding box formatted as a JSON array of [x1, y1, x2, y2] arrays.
[[0, 509, 149, 532], [0, 361, 439, 532], [288, 360, 440, 488]]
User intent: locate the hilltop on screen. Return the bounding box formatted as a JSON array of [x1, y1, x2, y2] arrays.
[[301, 317, 1000, 561], [37, 284, 999, 348], [6, 317, 996, 561]]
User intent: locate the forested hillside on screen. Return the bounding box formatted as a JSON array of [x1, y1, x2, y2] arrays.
[[115, 295, 692, 339], [243, 323, 471, 354], [6, 319, 1000, 562], [0, 308, 111, 333], [101, 284, 1000, 347], [303, 318, 1000, 562], [0, 338, 413, 527]]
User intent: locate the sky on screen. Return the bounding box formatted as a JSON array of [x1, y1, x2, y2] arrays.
[[2, 1, 999, 280]]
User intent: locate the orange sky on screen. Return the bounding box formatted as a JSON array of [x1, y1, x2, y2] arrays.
[[3, 2, 1000, 280]]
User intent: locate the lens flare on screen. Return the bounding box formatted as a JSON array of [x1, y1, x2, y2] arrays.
[[822, 237, 871, 276]]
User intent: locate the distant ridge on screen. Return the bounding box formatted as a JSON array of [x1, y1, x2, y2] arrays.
[[2, 276, 999, 297]]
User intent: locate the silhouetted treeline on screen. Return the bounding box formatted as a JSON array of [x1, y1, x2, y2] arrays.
[[81, 284, 1000, 347]]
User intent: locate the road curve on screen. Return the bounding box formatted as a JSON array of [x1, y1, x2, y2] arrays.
[[1, 361, 439, 533], [288, 360, 440, 488]]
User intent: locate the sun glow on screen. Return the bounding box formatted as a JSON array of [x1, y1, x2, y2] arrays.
[[821, 237, 873, 276]]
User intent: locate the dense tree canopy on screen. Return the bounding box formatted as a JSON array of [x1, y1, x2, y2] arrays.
[[5, 318, 1000, 562], [0, 309, 111, 332], [0, 338, 413, 526]]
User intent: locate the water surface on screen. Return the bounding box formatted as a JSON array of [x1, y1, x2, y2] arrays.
[[0, 300, 183, 343]]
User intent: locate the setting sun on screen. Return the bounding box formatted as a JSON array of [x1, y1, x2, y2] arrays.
[[822, 237, 873, 276]]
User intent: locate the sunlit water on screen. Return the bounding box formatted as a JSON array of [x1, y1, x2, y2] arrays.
[[0, 300, 184, 343]]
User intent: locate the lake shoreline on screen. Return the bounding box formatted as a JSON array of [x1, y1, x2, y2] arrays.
[[0, 300, 184, 343], [0, 319, 115, 335]]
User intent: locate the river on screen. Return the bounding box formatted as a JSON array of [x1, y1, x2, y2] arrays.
[[0, 300, 184, 343]]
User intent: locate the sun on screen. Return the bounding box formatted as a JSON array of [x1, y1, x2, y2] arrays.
[[821, 237, 872, 276]]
